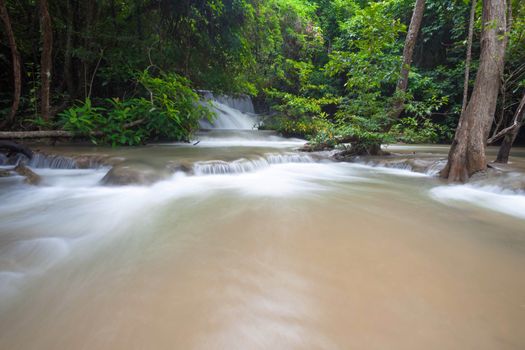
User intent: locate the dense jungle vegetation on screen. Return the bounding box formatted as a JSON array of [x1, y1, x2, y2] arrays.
[[1, 0, 524, 180]]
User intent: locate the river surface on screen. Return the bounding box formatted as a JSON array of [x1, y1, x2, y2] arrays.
[[1, 131, 525, 349]]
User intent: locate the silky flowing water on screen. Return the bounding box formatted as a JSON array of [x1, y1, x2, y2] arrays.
[[1, 127, 525, 348]]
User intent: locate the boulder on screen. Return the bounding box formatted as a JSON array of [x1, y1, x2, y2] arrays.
[[100, 164, 168, 186], [14, 165, 41, 185], [166, 161, 194, 175], [73, 154, 123, 168], [0, 169, 13, 177]]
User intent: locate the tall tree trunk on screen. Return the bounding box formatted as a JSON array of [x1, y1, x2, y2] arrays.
[[39, 0, 53, 120], [490, 0, 513, 140], [495, 92, 525, 163], [461, 0, 477, 115], [63, 0, 75, 99], [441, 0, 507, 182], [0, 0, 21, 125], [390, 0, 426, 120]]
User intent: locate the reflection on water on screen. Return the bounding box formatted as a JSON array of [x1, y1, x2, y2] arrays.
[[1, 135, 525, 349]]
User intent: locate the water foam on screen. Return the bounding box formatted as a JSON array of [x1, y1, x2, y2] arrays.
[[200, 100, 259, 130], [27, 153, 78, 169], [193, 153, 314, 175], [429, 185, 525, 220]]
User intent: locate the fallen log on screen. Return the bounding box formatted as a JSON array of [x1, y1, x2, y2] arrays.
[[0, 130, 74, 139], [0, 140, 33, 158], [0, 119, 145, 140]]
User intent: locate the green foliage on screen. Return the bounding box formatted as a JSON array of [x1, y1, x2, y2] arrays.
[[2, 0, 523, 149], [138, 70, 213, 140], [266, 113, 333, 138], [308, 116, 393, 154], [263, 86, 340, 138], [59, 71, 212, 146], [390, 117, 453, 144]]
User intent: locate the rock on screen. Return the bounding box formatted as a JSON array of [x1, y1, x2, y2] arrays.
[[100, 164, 168, 186], [0, 169, 13, 177], [166, 162, 194, 175], [331, 150, 448, 176], [14, 165, 41, 185], [469, 168, 502, 181], [73, 154, 123, 168]]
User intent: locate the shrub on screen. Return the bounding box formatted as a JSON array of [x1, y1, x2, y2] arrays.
[[59, 70, 213, 145], [390, 117, 453, 144]]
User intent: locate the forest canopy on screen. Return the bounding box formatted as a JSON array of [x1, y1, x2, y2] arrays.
[[1, 0, 524, 173]]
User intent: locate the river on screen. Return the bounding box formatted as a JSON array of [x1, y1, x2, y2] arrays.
[[0, 101, 525, 349]]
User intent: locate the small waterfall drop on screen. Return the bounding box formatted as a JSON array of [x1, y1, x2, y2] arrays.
[[199, 91, 258, 130], [193, 153, 314, 175], [27, 153, 78, 169]]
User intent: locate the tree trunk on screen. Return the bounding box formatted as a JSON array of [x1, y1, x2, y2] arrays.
[[495, 92, 525, 163], [0, 0, 22, 125], [390, 0, 426, 120], [0, 141, 33, 159], [490, 0, 513, 141], [39, 0, 53, 120], [64, 0, 75, 99], [461, 0, 477, 115], [441, 0, 507, 182]]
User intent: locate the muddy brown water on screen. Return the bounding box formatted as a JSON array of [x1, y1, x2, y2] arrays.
[[1, 133, 524, 349]]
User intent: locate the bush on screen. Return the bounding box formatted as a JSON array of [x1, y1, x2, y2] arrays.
[[59, 70, 213, 146], [307, 114, 393, 155], [264, 113, 332, 138], [390, 117, 453, 144]]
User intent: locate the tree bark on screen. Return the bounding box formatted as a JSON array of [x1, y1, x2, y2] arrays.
[[441, 0, 507, 182], [0, 0, 22, 125], [63, 0, 75, 99], [461, 0, 477, 115], [39, 0, 53, 120], [390, 0, 426, 120], [490, 0, 513, 141], [495, 92, 525, 163]]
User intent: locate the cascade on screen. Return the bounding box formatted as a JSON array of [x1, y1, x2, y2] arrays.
[[199, 91, 259, 130], [193, 153, 314, 175]]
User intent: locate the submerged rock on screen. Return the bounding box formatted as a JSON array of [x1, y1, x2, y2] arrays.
[[166, 161, 194, 175], [0, 153, 8, 165], [0, 168, 13, 177], [73, 154, 124, 168], [331, 149, 448, 176], [14, 165, 41, 185], [28, 152, 124, 169], [100, 164, 168, 186]]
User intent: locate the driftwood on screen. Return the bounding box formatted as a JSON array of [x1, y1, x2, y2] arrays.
[[0, 130, 75, 139], [0, 140, 33, 159]]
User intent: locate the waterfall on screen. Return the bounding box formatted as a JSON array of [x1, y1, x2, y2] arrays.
[[193, 153, 314, 175], [26, 153, 78, 169], [199, 91, 259, 130]]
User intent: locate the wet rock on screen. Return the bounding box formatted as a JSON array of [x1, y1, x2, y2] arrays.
[[100, 164, 167, 186], [166, 161, 194, 175], [73, 154, 123, 168], [0, 153, 8, 165], [332, 151, 448, 176], [14, 165, 41, 185], [469, 167, 503, 181], [0, 169, 13, 177]]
